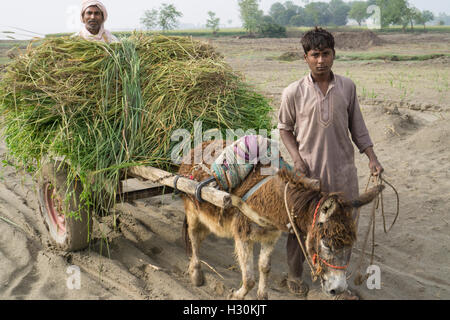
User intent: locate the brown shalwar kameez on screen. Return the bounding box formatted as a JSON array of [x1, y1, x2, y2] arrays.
[[278, 72, 373, 201], [278, 72, 374, 281]]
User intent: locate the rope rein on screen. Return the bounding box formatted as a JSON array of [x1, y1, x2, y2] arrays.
[[284, 182, 318, 279], [351, 172, 400, 284]]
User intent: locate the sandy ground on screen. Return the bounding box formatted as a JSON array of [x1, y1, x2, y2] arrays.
[[0, 33, 449, 300]]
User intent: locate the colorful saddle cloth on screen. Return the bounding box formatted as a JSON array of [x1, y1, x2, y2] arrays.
[[211, 135, 290, 192]]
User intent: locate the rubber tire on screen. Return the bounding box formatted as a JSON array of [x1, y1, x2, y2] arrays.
[[38, 161, 93, 252]]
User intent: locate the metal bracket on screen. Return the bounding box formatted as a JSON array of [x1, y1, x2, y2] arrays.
[[195, 176, 216, 203], [173, 175, 182, 195]]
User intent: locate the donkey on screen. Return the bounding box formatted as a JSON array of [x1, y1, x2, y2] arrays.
[[178, 141, 383, 299]]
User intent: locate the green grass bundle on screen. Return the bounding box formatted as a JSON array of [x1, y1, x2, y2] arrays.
[[0, 34, 274, 215]]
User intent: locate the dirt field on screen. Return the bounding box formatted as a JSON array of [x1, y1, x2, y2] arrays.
[[0, 32, 449, 300]]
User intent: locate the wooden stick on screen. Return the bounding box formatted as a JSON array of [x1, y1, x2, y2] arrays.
[[128, 166, 276, 229], [117, 186, 170, 203], [147, 263, 164, 272], [201, 260, 225, 280], [230, 195, 275, 229], [128, 166, 232, 209]]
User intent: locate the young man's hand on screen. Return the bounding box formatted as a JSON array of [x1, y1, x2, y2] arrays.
[[280, 129, 311, 176], [369, 158, 384, 176], [294, 159, 310, 176], [365, 147, 384, 176]]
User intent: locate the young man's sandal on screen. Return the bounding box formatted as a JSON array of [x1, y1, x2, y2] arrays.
[[333, 289, 360, 300], [287, 278, 309, 297]]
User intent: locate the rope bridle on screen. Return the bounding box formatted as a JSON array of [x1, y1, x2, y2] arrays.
[[284, 172, 400, 284], [284, 182, 348, 280], [351, 172, 400, 284], [312, 253, 349, 270]]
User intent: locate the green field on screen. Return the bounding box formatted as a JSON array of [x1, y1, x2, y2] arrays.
[[1, 26, 450, 68], [0, 40, 40, 66], [0, 57, 10, 64], [287, 25, 450, 33], [47, 28, 248, 39], [336, 53, 450, 61], [44, 25, 450, 39]]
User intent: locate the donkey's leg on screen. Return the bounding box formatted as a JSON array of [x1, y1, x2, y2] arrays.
[[186, 209, 210, 286], [230, 238, 255, 299], [257, 239, 278, 300]]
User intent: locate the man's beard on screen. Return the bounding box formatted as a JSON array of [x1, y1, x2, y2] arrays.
[[86, 21, 101, 34]]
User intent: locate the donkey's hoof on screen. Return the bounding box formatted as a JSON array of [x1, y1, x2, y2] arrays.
[[190, 268, 204, 287], [227, 289, 239, 300], [257, 292, 268, 300], [287, 279, 309, 297]]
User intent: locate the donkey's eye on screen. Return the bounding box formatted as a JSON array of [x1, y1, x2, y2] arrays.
[[321, 244, 331, 254]]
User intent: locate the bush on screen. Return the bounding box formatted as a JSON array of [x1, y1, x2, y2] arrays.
[[257, 16, 287, 37]]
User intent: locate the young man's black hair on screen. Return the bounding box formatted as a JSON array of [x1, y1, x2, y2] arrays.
[[301, 27, 335, 55]]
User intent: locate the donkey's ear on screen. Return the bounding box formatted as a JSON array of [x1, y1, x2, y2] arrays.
[[350, 185, 385, 208]]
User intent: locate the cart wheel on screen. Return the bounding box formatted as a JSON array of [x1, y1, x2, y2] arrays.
[[38, 161, 93, 252]]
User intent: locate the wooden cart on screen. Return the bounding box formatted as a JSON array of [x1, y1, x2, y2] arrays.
[[37, 161, 274, 252]]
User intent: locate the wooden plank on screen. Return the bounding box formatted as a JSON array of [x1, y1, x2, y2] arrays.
[[128, 166, 232, 209], [116, 186, 172, 203], [128, 166, 291, 229]]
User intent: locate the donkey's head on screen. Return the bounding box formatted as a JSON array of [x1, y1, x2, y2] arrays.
[[280, 168, 384, 297], [304, 186, 384, 297]]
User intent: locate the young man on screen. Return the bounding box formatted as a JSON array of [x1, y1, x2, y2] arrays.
[[73, 0, 118, 43], [278, 27, 383, 300]]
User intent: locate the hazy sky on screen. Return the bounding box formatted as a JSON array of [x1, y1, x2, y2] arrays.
[[0, 0, 449, 38]]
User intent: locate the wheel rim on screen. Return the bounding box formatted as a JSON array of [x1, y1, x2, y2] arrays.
[[44, 183, 66, 236]]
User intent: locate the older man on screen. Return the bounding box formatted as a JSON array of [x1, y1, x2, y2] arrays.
[[73, 0, 118, 43]]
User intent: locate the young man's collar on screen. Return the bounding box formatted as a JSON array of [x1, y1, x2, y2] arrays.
[[308, 71, 335, 84]]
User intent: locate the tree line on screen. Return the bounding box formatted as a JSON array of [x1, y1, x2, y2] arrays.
[[141, 3, 221, 34], [140, 1, 442, 36], [265, 0, 435, 30]]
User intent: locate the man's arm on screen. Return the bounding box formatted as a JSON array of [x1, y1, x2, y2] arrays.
[[347, 81, 384, 176], [280, 129, 309, 175], [278, 84, 310, 175]]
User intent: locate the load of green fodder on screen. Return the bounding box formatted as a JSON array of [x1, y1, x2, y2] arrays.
[[0, 34, 274, 216]]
